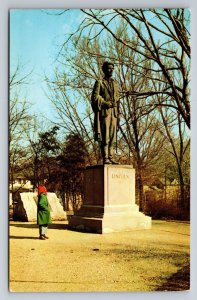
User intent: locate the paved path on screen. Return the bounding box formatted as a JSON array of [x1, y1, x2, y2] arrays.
[[9, 220, 190, 292]]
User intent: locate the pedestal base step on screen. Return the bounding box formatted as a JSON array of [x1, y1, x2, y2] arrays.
[[68, 212, 151, 234]]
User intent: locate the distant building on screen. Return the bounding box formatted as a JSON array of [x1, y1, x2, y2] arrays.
[[9, 175, 33, 191]]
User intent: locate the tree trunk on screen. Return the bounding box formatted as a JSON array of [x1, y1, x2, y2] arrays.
[[135, 160, 144, 211], [33, 155, 38, 191], [178, 164, 185, 209]]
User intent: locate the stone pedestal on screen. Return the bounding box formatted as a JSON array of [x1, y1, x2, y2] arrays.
[[68, 165, 151, 233]]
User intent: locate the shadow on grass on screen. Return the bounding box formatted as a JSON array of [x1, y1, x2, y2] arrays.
[[9, 236, 39, 240], [9, 223, 95, 234], [157, 265, 190, 291], [9, 223, 67, 230]]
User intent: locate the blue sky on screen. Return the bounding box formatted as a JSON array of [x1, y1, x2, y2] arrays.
[[10, 9, 190, 123], [10, 9, 84, 120]]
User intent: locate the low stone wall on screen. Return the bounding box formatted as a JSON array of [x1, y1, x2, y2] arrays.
[[13, 192, 67, 222]]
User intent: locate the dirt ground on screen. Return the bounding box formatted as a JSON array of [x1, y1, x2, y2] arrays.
[[9, 220, 190, 292]]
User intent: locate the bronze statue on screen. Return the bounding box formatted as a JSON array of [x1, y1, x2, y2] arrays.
[[91, 61, 120, 164]]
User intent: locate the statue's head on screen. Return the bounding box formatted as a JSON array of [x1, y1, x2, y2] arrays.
[[102, 61, 114, 78]]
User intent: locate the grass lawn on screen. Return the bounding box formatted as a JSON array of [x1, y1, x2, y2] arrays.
[[9, 220, 190, 292]]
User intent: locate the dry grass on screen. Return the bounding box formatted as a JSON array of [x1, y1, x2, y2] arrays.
[[9, 220, 190, 292]]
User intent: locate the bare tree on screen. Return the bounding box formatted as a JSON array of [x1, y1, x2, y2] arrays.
[[157, 97, 190, 209], [9, 63, 32, 194], [59, 9, 190, 128], [114, 42, 167, 209], [43, 8, 191, 214], [45, 54, 101, 164]]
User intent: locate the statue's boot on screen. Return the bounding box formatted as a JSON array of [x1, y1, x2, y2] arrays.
[[102, 145, 111, 164], [109, 146, 119, 164], [103, 158, 111, 164], [109, 157, 119, 164]]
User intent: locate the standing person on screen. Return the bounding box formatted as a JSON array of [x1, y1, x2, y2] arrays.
[[37, 185, 51, 240], [91, 61, 120, 164]]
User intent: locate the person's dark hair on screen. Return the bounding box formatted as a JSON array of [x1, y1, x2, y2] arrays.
[[102, 61, 114, 72]]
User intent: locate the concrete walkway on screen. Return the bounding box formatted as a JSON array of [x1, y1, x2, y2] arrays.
[[9, 220, 190, 292]]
